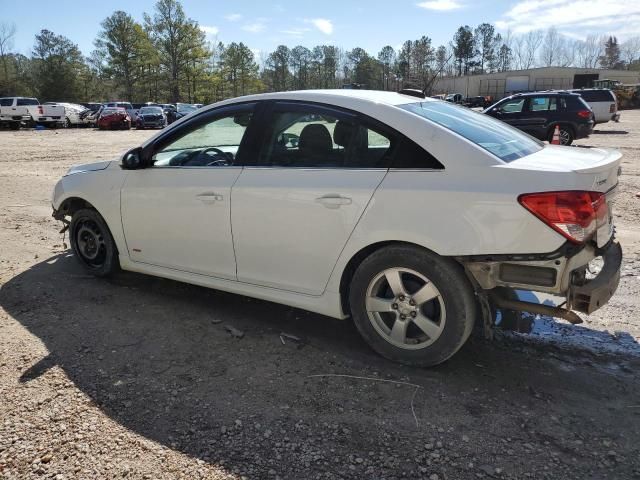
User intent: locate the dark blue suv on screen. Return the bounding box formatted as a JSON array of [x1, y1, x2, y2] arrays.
[[484, 91, 594, 145]]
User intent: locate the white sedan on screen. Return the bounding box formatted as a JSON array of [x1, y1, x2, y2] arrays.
[[52, 89, 622, 366]]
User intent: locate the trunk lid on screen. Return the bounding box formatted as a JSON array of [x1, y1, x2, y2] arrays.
[[503, 145, 622, 193]]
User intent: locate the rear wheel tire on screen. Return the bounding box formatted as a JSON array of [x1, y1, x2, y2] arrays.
[[549, 125, 574, 145], [348, 245, 476, 367], [69, 208, 119, 277]]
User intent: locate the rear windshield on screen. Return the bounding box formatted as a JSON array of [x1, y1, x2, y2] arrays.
[[400, 101, 543, 162], [140, 107, 163, 114], [17, 98, 40, 106]]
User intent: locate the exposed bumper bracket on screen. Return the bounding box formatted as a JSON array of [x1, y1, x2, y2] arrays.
[[569, 240, 622, 314], [489, 293, 583, 324]]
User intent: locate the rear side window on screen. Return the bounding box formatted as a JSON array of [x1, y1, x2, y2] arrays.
[[530, 97, 553, 111], [0, 98, 12, 107], [401, 101, 543, 162], [259, 105, 397, 168], [16, 98, 39, 106], [575, 90, 615, 102]]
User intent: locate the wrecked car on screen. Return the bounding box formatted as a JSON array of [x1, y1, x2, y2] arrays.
[[51, 89, 622, 367], [97, 107, 131, 130]]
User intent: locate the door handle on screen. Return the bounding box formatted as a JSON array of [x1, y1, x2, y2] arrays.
[[196, 192, 223, 203], [315, 194, 352, 209]]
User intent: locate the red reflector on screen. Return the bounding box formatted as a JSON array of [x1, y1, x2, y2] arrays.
[[577, 110, 591, 119], [518, 191, 607, 244]]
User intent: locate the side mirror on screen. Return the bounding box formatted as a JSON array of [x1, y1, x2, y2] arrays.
[[122, 147, 143, 170]]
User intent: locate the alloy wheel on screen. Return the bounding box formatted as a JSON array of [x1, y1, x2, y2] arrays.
[[365, 267, 446, 350]]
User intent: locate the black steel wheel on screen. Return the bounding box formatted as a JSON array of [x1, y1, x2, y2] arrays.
[[70, 208, 119, 276]]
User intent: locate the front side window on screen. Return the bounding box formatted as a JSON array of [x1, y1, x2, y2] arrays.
[[498, 98, 525, 113], [259, 107, 393, 168], [401, 101, 543, 162], [152, 109, 253, 168], [0, 98, 12, 107]]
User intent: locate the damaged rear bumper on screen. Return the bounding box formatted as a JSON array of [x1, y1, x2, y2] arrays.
[[568, 240, 621, 314], [464, 239, 622, 316]]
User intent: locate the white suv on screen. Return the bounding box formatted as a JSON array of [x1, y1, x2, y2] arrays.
[[51, 90, 622, 366]]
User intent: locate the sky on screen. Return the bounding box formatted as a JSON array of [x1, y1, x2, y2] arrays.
[[2, 0, 639, 60]]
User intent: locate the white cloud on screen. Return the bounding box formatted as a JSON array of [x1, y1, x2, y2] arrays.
[[306, 18, 333, 35], [200, 25, 219, 37], [281, 27, 311, 38], [495, 0, 640, 38], [416, 0, 463, 11], [242, 22, 266, 33], [224, 13, 242, 22]]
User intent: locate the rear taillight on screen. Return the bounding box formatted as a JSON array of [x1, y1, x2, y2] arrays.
[[518, 191, 608, 244], [577, 110, 591, 119], [38, 105, 43, 115], [609, 103, 616, 113]]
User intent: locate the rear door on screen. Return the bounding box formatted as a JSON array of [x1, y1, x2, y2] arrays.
[[231, 101, 392, 295], [523, 95, 559, 137]]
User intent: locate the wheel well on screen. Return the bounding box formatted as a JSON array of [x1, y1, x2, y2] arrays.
[[55, 197, 96, 219], [339, 240, 431, 316]]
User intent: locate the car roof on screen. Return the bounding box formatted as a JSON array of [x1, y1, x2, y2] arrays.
[[211, 89, 437, 111]]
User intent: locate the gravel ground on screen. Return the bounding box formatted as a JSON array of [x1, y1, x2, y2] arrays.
[[1, 115, 639, 480]]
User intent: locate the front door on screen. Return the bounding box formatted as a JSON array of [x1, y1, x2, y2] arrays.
[[231, 102, 392, 295], [120, 104, 256, 280]]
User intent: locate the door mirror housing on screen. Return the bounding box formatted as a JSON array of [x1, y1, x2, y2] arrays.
[[122, 147, 143, 170]]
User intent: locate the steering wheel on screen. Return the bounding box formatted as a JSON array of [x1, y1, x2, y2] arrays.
[[199, 147, 231, 166]]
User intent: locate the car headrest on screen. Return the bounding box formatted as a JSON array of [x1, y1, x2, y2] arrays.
[[333, 120, 355, 147], [299, 124, 333, 154]]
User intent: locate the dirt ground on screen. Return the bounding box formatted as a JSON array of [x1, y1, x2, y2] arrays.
[[0, 114, 639, 480]]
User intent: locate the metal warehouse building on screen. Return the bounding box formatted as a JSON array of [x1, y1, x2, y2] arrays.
[[432, 67, 640, 99]]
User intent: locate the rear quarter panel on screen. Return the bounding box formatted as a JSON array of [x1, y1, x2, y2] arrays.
[[325, 165, 572, 295]]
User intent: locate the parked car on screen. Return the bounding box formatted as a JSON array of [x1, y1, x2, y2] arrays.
[[96, 107, 131, 130], [176, 102, 198, 118], [463, 96, 486, 108], [0, 97, 29, 129], [484, 91, 594, 145], [569, 88, 620, 124], [445, 93, 463, 103], [0, 97, 65, 127], [135, 106, 166, 129], [44, 102, 91, 127], [104, 101, 137, 123], [52, 90, 622, 367]]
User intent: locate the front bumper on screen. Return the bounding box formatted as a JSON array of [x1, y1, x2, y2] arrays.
[[465, 239, 622, 315]]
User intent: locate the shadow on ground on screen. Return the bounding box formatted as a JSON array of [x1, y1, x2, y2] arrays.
[[2, 253, 640, 478]]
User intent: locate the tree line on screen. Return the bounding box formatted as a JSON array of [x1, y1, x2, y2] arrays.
[[0, 0, 639, 104]]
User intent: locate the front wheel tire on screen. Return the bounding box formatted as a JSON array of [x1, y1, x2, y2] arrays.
[[349, 245, 476, 367], [69, 209, 119, 277]]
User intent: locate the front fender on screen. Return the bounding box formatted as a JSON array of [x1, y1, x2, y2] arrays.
[[52, 168, 129, 258]]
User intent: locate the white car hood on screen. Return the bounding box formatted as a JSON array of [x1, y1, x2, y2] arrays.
[[65, 160, 112, 176]]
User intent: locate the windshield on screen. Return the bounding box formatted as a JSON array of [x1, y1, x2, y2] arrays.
[[400, 101, 543, 162], [140, 107, 163, 114], [177, 104, 197, 113]]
